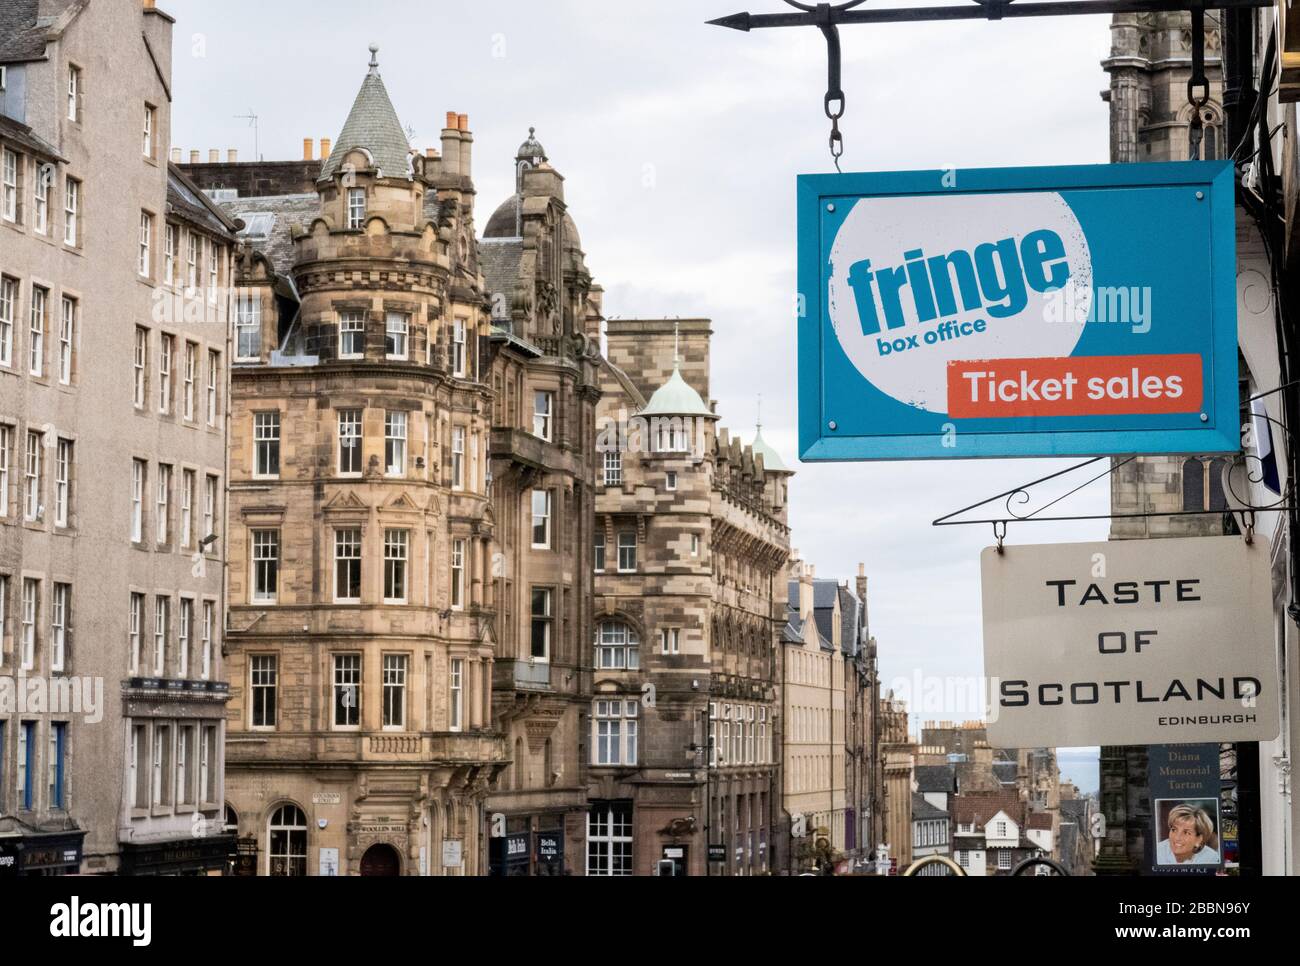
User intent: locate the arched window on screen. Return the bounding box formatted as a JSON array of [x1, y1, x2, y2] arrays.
[[224, 803, 239, 834], [595, 621, 639, 670], [267, 803, 307, 876]]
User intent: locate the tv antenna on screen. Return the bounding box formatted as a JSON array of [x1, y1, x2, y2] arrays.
[[235, 109, 260, 161]]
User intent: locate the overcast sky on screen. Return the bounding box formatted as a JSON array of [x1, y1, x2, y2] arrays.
[[168, 0, 1113, 790]]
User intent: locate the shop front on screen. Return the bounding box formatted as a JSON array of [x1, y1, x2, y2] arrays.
[[117, 835, 236, 876], [0, 830, 86, 877], [489, 825, 566, 876]]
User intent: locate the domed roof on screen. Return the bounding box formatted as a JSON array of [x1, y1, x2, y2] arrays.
[[484, 196, 520, 238], [561, 211, 581, 250], [517, 127, 547, 164], [640, 366, 715, 419], [751, 427, 791, 473]]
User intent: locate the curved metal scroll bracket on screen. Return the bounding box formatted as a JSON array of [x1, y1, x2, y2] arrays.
[[1012, 856, 1069, 876], [902, 854, 968, 876]]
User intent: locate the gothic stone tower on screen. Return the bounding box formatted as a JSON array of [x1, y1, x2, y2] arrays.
[[1099, 12, 1227, 875]]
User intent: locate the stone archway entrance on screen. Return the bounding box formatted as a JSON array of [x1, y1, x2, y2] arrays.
[[359, 843, 402, 877]]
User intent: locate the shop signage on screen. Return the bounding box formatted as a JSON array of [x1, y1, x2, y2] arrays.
[[798, 162, 1238, 460], [707, 844, 726, 862], [982, 535, 1279, 746], [319, 847, 339, 877], [442, 840, 463, 868], [536, 832, 563, 862], [1147, 744, 1222, 875]]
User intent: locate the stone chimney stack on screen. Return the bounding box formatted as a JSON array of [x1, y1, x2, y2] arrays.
[[441, 112, 461, 176], [799, 562, 815, 627], [457, 113, 472, 178], [856, 563, 868, 637]]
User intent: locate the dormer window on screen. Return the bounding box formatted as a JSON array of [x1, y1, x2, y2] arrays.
[[347, 188, 366, 229]]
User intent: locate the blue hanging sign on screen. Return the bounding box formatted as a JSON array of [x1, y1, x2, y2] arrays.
[[797, 162, 1239, 461]]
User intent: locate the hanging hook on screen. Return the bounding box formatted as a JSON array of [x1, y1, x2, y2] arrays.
[[993, 520, 1007, 554], [815, 4, 846, 171], [1243, 509, 1256, 545]]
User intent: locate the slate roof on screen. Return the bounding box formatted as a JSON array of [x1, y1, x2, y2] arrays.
[[221, 193, 320, 276], [1058, 823, 1079, 871], [993, 761, 1019, 785], [837, 583, 862, 657], [168, 164, 239, 237], [1060, 798, 1089, 828], [479, 238, 522, 321], [915, 765, 957, 794], [320, 53, 411, 181], [0, 114, 64, 161], [0, 0, 70, 65], [911, 793, 949, 821]]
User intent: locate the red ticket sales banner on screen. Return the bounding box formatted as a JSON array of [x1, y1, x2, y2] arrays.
[[946, 354, 1204, 419]]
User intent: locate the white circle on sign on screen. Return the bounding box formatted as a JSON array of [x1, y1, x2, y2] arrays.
[[827, 191, 1092, 414]]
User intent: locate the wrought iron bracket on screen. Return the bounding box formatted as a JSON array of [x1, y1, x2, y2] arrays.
[[708, 0, 1272, 166]]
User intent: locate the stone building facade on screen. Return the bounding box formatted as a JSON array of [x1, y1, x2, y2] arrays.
[[781, 563, 845, 872], [0, 0, 233, 875], [782, 566, 873, 870], [211, 51, 506, 876], [477, 130, 602, 876], [873, 691, 913, 870], [590, 318, 791, 875]]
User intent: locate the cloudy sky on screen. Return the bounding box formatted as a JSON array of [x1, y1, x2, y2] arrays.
[[168, 0, 1113, 789]]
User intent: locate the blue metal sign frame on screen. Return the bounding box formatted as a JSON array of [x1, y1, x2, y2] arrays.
[[797, 161, 1239, 461]]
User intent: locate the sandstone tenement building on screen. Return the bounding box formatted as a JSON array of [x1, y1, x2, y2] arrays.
[[0, 0, 234, 875], [590, 318, 792, 875]]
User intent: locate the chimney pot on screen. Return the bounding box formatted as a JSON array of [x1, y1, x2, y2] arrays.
[[209, 149, 219, 163], [445, 111, 458, 130], [170, 147, 181, 163], [228, 148, 238, 163], [320, 138, 331, 159], [425, 147, 437, 158], [189, 150, 199, 164], [457, 113, 469, 132], [303, 138, 314, 161]]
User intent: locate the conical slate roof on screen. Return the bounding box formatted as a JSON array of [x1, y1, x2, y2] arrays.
[[750, 427, 791, 473], [320, 46, 411, 181], [640, 366, 715, 418]]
